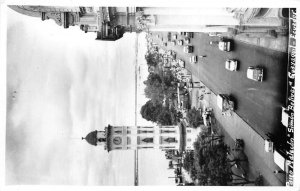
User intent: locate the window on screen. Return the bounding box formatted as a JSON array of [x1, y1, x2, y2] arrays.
[[187, 138, 192, 142], [114, 130, 122, 134], [127, 137, 131, 144], [138, 130, 153, 134], [142, 137, 154, 143], [187, 130, 191, 133], [161, 137, 176, 144], [160, 130, 175, 133]]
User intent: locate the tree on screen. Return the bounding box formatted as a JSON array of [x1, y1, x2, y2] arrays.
[[143, 72, 178, 105], [191, 131, 232, 185], [157, 108, 173, 125], [182, 131, 263, 186], [140, 100, 162, 122], [186, 107, 203, 128], [183, 151, 197, 179], [161, 72, 178, 99], [144, 73, 165, 104], [140, 100, 178, 125], [145, 51, 160, 67]]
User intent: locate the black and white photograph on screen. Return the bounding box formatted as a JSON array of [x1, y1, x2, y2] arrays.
[[1, 1, 299, 188]]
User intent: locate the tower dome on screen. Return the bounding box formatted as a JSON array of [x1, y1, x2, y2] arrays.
[[82, 130, 98, 146]]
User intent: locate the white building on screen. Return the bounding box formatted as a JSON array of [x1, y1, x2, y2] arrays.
[[82, 124, 201, 152]]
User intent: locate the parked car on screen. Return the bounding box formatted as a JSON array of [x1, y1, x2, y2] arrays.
[[177, 40, 184, 46], [183, 45, 194, 53], [173, 34, 177, 40], [170, 41, 176, 46], [184, 38, 190, 44], [167, 32, 172, 41], [264, 136, 289, 172], [208, 32, 222, 37], [217, 94, 235, 113], [218, 41, 231, 51], [190, 56, 197, 63], [225, 59, 238, 71], [167, 50, 173, 55], [185, 32, 194, 38], [178, 59, 185, 68], [247, 66, 264, 81]]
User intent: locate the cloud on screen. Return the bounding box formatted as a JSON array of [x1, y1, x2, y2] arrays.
[[6, 8, 172, 186]]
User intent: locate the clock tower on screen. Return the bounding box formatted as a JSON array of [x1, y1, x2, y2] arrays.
[[82, 124, 198, 152]]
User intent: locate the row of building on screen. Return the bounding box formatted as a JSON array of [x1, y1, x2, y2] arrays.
[[10, 6, 289, 41]]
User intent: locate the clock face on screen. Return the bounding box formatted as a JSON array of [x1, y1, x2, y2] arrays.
[[113, 137, 122, 145]]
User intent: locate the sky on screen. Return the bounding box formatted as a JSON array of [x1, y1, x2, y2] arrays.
[[5, 7, 174, 185]]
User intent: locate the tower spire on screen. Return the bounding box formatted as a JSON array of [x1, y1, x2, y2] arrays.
[[82, 130, 98, 146]]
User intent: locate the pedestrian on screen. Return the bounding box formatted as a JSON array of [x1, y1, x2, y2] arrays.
[[273, 170, 285, 174]]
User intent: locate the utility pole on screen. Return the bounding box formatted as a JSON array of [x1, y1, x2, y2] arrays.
[[134, 34, 139, 186]]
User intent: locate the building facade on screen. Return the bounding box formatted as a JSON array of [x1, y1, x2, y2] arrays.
[[9, 6, 289, 41], [9, 6, 137, 41], [139, 7, 289, 36], [82, 124, 200, 152]]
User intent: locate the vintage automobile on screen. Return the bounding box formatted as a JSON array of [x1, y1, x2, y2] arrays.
[[218, 41, 231, 51], [208, 32, 222, 37], [183, 45, 194, 53], [177, 40, 184, 46], [247, 66, 264, 82], [217, 94, 235, 113], [184, 38, 190, 44], [225, 59, 238, 71], [185, 32, 194, 38], [178, 59, 185, 68], [264, 134, 289, 172], [189, 56, 197, 64]]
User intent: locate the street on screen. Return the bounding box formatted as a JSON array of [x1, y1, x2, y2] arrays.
[[153, 32, 288, 145]]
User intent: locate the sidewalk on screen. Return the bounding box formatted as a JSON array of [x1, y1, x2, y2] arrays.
[[227, 33, 288, 53], [190, 76, 286, 186]]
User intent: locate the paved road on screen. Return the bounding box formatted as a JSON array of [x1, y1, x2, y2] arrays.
[[152, 32, 288, 148]]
